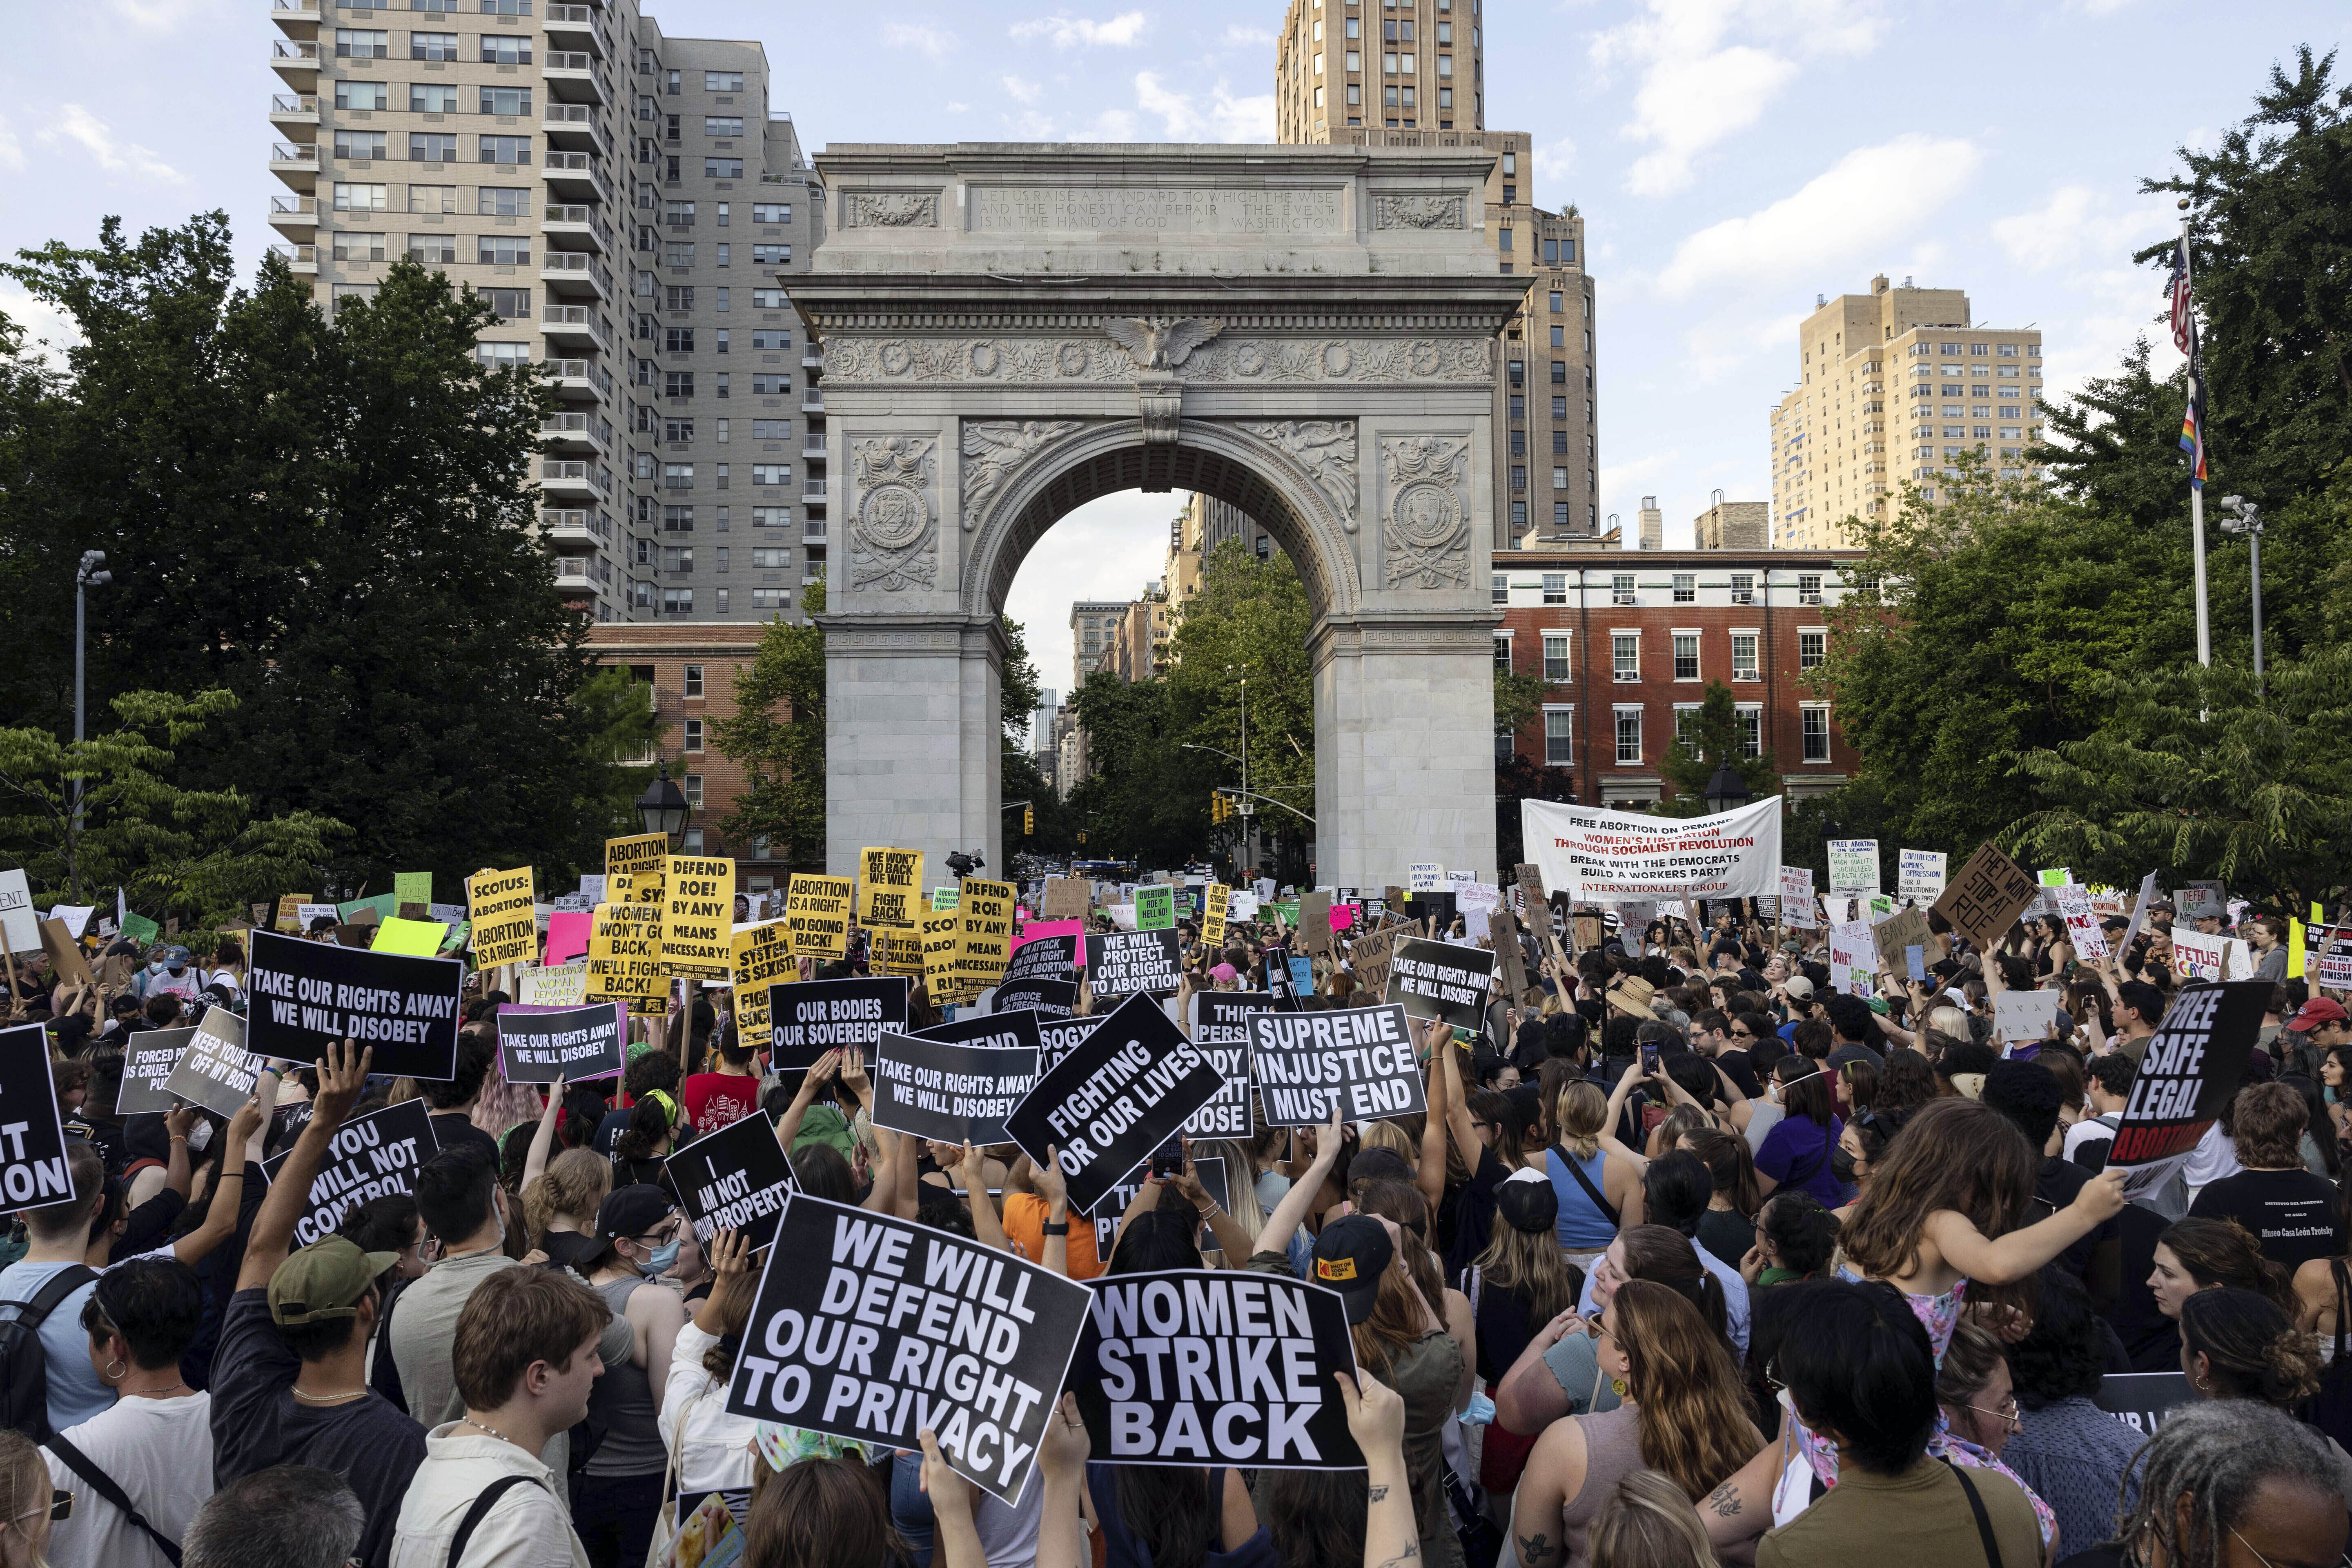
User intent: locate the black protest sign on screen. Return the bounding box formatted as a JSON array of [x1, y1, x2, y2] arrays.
[[670, 1109, 799, 1250], [1091, 1155, 1231, 1254], [2093, 1371, 2196, 1437], [1004, 933, 1081, 985], [2107, 980, 2269, 1202], [725, 1194, 1093, 1501], [1039, 1015, 1105, 1074], [1383, 938, 1495, 1030], [1248, 1005, 1428, 1126], [0, 1024, 72, 1210], [495, 1002, 624, 1083], [1399, 889, 1457, 931], [1264, 949, 1301, 1011], [1185, 993, 1270, 1138], [1085, 931, 1185, 999], [163, 1006, 265, 1118], [1004, 993, 1225, 1216], [114, 1027, 195, 1116], [873, 1022, 1040, 1146], [993, 977, 1078, 1019], [260, 1099, 440, 1249], [1073, 1268, 1363, 1469], [764, 977, 912, 1072], [245, 928, 463, 1079]]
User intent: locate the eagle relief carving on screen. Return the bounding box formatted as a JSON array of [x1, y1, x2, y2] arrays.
[[848, 436, 939, 592], [1102, 317, 1225, 371], [1381, 436, 1472, 589]]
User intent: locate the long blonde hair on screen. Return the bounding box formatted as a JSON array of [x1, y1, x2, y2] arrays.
[[525, 1146, 612, 1246], [1359, 1120, 1416, 1163], [1471, 1218, 1581, 1326], [1588, 1468, 1720, 1568], [1189, 1138, 1267, 1248], [1557, 1080, 1608, 1161], [0, 1429, 49, 1568]]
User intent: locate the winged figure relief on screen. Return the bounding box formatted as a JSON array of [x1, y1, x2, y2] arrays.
[[1102, 316, 1225, 370]]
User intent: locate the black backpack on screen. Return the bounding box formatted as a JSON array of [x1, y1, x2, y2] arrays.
[[0, 1265, 96, 1440]]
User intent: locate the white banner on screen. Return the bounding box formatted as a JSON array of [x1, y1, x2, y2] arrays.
[[1897, 849, 1947, 905], [1521, 796, 1783, 902]]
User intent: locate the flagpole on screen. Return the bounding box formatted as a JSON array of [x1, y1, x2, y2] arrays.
[[2179, 202, 2211, 668]]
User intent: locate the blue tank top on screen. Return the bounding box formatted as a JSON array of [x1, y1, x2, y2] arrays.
[[1547, 1145, 1618, 1250]]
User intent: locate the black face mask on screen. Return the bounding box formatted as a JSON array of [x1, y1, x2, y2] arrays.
[[1829, 1145, 1859, 1184]]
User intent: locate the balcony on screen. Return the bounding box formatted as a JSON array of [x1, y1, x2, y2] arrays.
[[801, 392, 823, 414], [539, 305, 610, 352], [542, 204, 612, 252], [539, 249, 612, 300], [540, 507, 608, 548], [801, 486, 829, 504], [802, 350, 823, 369], [802, 523, 827, 545], [270, 0, 319, 36], [268, 142, 318, 190], [540, 151, 611, 205], [268, 38, 319, 83], [542, 357, 613, 400], [543, 51, 609, 105], [543, 3, 608, 55], [552, 557, 599, 595], [541, 411, 614, 455], [269, 93, 319, 127], [267, 242, 318, 274], [542, 104, 610, 160], [267, 194, 318, 235], [801, 437, 826, 461], [539, 459, 610, 499]]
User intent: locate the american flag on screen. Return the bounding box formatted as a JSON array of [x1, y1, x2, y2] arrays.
[[2168, 237, 2196, 356]]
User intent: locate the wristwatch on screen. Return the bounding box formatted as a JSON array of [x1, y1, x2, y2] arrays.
[[1040, 1221, 1069, 1236]]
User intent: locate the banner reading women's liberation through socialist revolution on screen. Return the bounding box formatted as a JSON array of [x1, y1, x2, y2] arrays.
[[1519, 796, 1783, 902]]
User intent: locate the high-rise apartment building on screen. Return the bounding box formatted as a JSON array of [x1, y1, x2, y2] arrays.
[[1069, 601, 1127, 691], [267, 2, 823, 627], [1771, 274, 2043, 550], [1274, 0, 1597, 552]]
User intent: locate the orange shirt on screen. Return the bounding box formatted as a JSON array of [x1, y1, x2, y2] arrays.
[[1000, 1192, 1104, 1281]]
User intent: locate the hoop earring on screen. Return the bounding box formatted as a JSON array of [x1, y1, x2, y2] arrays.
[[104, 1357, 127, 1381]]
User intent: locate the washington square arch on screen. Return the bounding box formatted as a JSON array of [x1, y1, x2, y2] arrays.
[[795, 143, 1530, 889]]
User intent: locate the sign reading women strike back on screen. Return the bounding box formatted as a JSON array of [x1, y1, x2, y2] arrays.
[[1185, 993, 1270, 1138], [764, 977, 912, 1072], [1072, 1268, 1363, 1469], [1382, 938, 1494, 1031], [245, 930, 463, 1079], [725, 1194, 1092, 1502], [669, 1109, 799, 1250], [0, 1023, 73, 1209], [1004, 993, 1224, 1216], [495, 1002, 624, 1083], [2106, 980, 2270, 1201], [260, 1099, 440, 1248], [1084, 931, 1184, 999], [1247, 1005, 1428, 1126]]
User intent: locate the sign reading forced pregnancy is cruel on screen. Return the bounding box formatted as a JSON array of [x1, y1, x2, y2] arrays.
[[765, 977, 913, 1072], [495, 1002, 624, 1083], [873, 1022, 1039, 1147], [246, 931, 463, 1079], [0, 1024, 72, 1210], [671, 1109, 800, 1249], [664, 855, 737, 978], [261, 1099, 440, 1248], [1247, 1005, 1428, 1126], [1383, 938, 1494, 1031], [114, 1027, 195, 1116], [1004, 993, 1225, 1216], [1072, 1269, 1363, 1469], [725, 1194, 1092, 1502]]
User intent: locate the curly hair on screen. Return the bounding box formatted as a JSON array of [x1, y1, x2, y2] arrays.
[[2098, 1399, 2344, 1568], [2005, 1265, 2107, 1410], [2180, 1287, 2321, 1408]]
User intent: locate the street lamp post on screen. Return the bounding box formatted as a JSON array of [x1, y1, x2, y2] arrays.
[[69, 550, 112, 902], [635, 760, 690, 846], [1228, 663, 1254, 875], [1703, 759, 1752, 817], [2218, 495, 2264, 697]]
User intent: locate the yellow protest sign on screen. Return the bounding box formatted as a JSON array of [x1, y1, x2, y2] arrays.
[[466, 866, 539, 968], [730, 919, 795, 1051], [586, 902, 667, 1004], [786, 873, 855, 958], [661, 855, 735, 978], [372, 917, 449, 957], [857, 847, 925, 931], [920, 909, 969, 1002], [1202, 882, 1231, 949], [954, 877, 1016, 992], [274, 894, 310, 935], [873, 925, 924, 978], [605, 835, 668, 902]]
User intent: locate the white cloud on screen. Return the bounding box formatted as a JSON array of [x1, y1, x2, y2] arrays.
[[1223, 24, 1276, 45], [1070, 107, 1143, 141], [1532, 137, 1577, 185], [881, 22, 956, 60], [1003, 489, 1186, 695], [0, 280, 80, 370], [946, 101, 970, 114], [1133, 73, 1274, 142], [0, 114, 23, 173], [1989, 184, 2172, 273], [1011, 11, 1149, 47], [1003, 74, 1044, 105], [101, 0, 220, 26], [36, 105, 183, 184], [1655, 134, 1978, 298]]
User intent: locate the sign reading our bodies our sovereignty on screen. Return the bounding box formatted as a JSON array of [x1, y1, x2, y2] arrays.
[[786, 873, 855, 958], [163, 1007, 263, 1118], [1825, 840, 1880, 896], [495, 1002, 624, 1083], [2106, 981, 2268, 1201], [872, 1015, 1040, 1146], [1382, 938, 1494, 1031], [670, 1108, 799, 1250], [0, 1023, 71, 1208], [858, 848, 925, 931], [1247, 1005, 1428, 1126], [465, 866, 538, 968], [1083, 931, 1185, 999], [724, 1194, 1093, 1502], [261, 1099, 439, 1249], [664, 855, 737, 978], [246, 930, 463, 1079], [766, 977, 913, 1072], [1185, 992, 1270, 1137], [1073, 1268, 1364, 1469], [115, 1028, 194, 1116], [730, 921, 796, 1053], [1004, 993, 1225, 1216], [1520, 796, 1783, 901]]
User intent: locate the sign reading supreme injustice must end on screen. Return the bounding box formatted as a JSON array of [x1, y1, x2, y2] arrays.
[[1247, 1004, 1428, 1126]]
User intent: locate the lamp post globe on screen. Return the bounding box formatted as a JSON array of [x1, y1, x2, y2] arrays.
[[1704, 760, 1750, 817], [637, 761, 689, 844]]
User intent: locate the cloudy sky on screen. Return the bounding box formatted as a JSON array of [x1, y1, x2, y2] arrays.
[[2, 0, 2343, 700]]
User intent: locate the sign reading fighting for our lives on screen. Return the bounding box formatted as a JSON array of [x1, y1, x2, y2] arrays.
[[1072, 1268, 1363, 1469], [873, 1024, 1039, 1146], [729, 920, 796, 1053], [0, 1023, 72, 1209], [1003, 993, 1225, 1216], [1248, 1005, 1428, 1125], [1520, 796, 1783, 901], [787, 873, 855, 958], [1084, 931, 1185, 999], [670, 1108, 800, 1250], [465, 866, 538, 968], [261, 1099, 439, 1248], [765, 977, 913, 1072], [2106, 980, 2269, 1201], [723, 1194, 1093, 1503], [495, 1002, 624, 1083], [1185, 993, 1270, 1138], [664, 855, 737, 978], [1383, 938, 1494, 1031], [163, 1007, 263, 1118], [246, 930, 463, 1079], [858, 848, 925, 931]]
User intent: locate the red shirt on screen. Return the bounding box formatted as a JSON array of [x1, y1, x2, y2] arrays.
[[680, 1071, 762, 1136]]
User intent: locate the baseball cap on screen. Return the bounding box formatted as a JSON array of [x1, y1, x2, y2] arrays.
[[1782, 976, 1815, 1000], [2290, 997, 2348, 1033], [1494, 1167, 1559, 1235], [1311, 1215, 1395, 1324], [268, 1237, 396, 1326], [596, 1183, 676, 1241]]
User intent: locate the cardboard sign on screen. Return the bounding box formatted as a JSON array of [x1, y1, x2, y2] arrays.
[[466, 867, 539, 968], [393, 871, 433, 911], [1347, 926, 1404, 1000], [1093, 1157, 1230, 1256], [2107, 981, 2268, 1201], [520, 962, 587, 1007], [1871, 907, 1933, 974], [2319, 926, 2352, 990], [260, 1099, 439, 1249], [371, 917, 449, 958], [722, 1194, 1092, 1502], [1004, 993, 1225, 1215], [1776, 866, 1816, 927], [873, 1024, 1039, 1146], [857, 848, 925, 931], [294, 902, 338, 935], [1185, 992, 1270, 1138], [668, 1109, 799, 1250], [2176, 880, 2228, 922], [1993, 989, 2060, 1044], [274, 894, 310, 934], [1897, 849, 1947, 905], [32, 918, 92, 989], [1932, 842, 2041, 951], [1134, 885, 1176, 932], [1383, 938, 1494, 1031], [543, 910, 593, 967], [1294, 889, 1332, 956], [1522, 797, 1784, 901], [1072, 1268, 1363, 1469], [114, 1028, 194, 1116], [663, 855, 737, 978], [586, 902, 666, 1004], [1490, 909, 1528, 999], [161, 1007, 263, 1118], [2056, 884, 2110, 962], [0, 1024, 70, 1209], [1201, 882, 1232, 949], [1248, 1005, 1428, 1126], [2093, 1371, 2196, 1437], [1041, 878, 1093, 920], [1085, 931, 1185, 1000], [1825, 840, 1880, 896], [496, 1002, 623, 1082], [1407, 864, 1444, 893], [2170, 929, 2226, 982], [730, 921, 796, 1053], [245, 930, 463, 1079], [763, 977, 912, 1072], [1828, 921, 1874, 997]]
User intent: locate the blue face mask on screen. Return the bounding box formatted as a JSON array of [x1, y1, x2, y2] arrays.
[[642, 1238, 682, 1276], [2328, 1086, 2341, 1106]]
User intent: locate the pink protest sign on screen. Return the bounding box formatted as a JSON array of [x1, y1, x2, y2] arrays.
[[544, 910, 592, 966]]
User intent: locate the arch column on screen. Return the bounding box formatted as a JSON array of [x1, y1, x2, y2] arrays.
[[820, 612, 1008, 878]]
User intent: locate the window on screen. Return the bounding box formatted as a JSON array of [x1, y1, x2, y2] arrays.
[[1542, 633, 1570, 681], [663, 284, 696, 311], [1735, 706, 1762, 759], [1672, 633, 1699, 681], [480, 34, 530, 64], [665, 200, 696, 227], [1729, 572, 1754, 606], [411, 31, 459, 60], [408, 232, 455, 263], [752, 464, 789, 486], [665, 326, 695, 352], [1552, 396, 1568, 420], [1541, 572, 1566, 606], [478, 136, 531, 164], [750, 287, 788, 309], [338, 80, 391, 111], [475, 342, 530, 370], [1510, 466, 1526, 490], [1801, 706, 1831, 762], [753, 203, 791, 224], [752, 419, 789, 440], [1508, 394, 1525, 419], [1551, 467, 1568, 490], [665, 241, 695, 267], [663, 371, 694, 398], [330, 283, 379, 313], [751, 508, 791, 529], [478, 287, 527, 320], [706, 158, 744, 179], [1492, 633, 1512, 671], [751, 588, 788, 611], [1671, 573, 1694, 604], [1544, 708, 1574, 766], [1490, 573, 1507, 606], [664, 505, 695, 531], [683, 718, 704, 753], [1610, 573, 1635, 606], [479, 86, 532, 116], [751, 330, 791, 350], [472, 187, 529, 218], [332, 183, 387, 211], [1799, 630, 1826, 670], [715, 244, 730, 266], [664, 589, 694, 616], [705, 116, 746, 137], [752, 374, 792, 395], [663, 546, 693, 572], [705, 70, 744, 91], [1797, 573, 1823, 606], [662, 462, 694, 490], [664, 419, 695, 443], [752, 245, 790, 266], [1731, 632, 1759, 681], [745, 546, 790, 570], [476, 234, 529, 265], [332, 232, 387, 261], [335, 28, 388, 57], [1611, 633, 1639, 682], [1674, 704, 1702, 749], [408, 131, 457, 161], [1615, 708, 1642, 766], [413, 0, 457, 9]]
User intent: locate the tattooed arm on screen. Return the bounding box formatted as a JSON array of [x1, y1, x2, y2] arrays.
[[1704, 1419, 1788, 1553], [1338, 1371, 1419, 1568], [1509, 1409, 1586, 1568]]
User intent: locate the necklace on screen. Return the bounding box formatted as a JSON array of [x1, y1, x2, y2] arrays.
[[121, 1383, 192, 1399], [459, 1415, 524, 1450], [290, 1385, 369, 1404]]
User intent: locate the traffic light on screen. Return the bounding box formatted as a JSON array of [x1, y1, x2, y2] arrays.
[[1211, 793, 1227, 824], [1023, 804, 1035, 835], [1078, 830, 1087, 845]]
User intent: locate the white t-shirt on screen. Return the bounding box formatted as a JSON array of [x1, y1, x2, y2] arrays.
[[42, 1392, 215, 1568], [2063, 1112, 2122, 1162]]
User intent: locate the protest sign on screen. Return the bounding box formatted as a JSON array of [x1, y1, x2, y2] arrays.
[[1133, 885, 1175, 932], [1870, 907, 1932, 975], [1897, 849, 1947, 905], [954, 879, 1017, 993], [1185, 992, 1270, 1138], [1091, 1157, 1229, 1255], [2106, 981, 2268, 1201], [991, 977, 1078, 1019], [663, 856, 737, 978], [37, 919, 94, 989], [465, 867, 538, 968], [1201, 882, 1232, 949], [1230, 890, 1260, 922], [1522, 797, 1782, 902], [1993, 989, 2060, 1045], [1041, 878, 1092, 920], [857, 847, 925, 931], [2056, 885, 2110, 962], [1776, 866, 1817, 928], [1931, 842, 2041, 950], [1383, 938, 1494, 1031], [729, 921, 796, 1053], [162, 1007, 262, 1118], [765, 977, 913, 1072], [1407, 863, 1443, 892], [586, 902, 666, 1007], [114, 1028, 193, 1116], [543, 910, 592, 966], [2176, 879, 2228, 922], [1295, 889, 1332, 956], [931, 886, 961, 912], [2319, 926, 2352, 990], [1085, 931, 1184, 1000], [606, 832, 668, 891], [372, 917, 448, 958], [1004, 931, 1082, 984], [0, 1024, 69, 1209], [260, 1099, 438, 1248], [394, 871, 433, 911], [873, 926, 924, 979], [2093, 1372, 2196, 1437], [270, 894, 307, 934], [873, 1022, 1039, 1145], [723, 1193, 1091, 1501], [520, 962, 587, 1007], [245, 929, 463, 1078], [2170, 929, 2226, 982], [922, 909, 971, 1004], [1397, 889, 1455, 934], [1490, 909, 1527, 999], [785, 874, 853, 958], [1825, 840, 1880, 896], [1039, 1014, 1105, 1074], [496, 1002, 623, 1082], [1071, 1268, 1363, 1468], [668, 1109, 798, 1250], [1265, 951, 1299, 1011], [1826, 922, 1873, 998], [1347, 925, 1403, 999], [294, 902, 338, 935], [1004, 993, 1224, 1215], [1248, 1005, 1428, 1126]]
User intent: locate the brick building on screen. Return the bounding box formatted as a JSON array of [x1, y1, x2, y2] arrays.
[[1491, 548, 1867, 807]]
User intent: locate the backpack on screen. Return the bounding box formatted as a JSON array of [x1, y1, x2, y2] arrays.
[[0, 1265, 98, 1440]]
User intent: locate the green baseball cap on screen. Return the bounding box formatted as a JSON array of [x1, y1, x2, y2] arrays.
[[268, 1236, 396, 1326]]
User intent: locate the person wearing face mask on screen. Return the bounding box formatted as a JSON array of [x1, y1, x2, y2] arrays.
[[574, 1184, 690, 1568]]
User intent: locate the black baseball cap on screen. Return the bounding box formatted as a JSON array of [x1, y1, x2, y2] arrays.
[[595, 1183, 675, 1241], [1495, 1168, 1559, 1235], [1311, 1215, 1395, 1325]]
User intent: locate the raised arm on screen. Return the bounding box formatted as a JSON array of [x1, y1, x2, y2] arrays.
[[1337, 1372, 1419, 1568], [170, 1097, 264, 1267], [951, 1141, 1011, 1254], [1922, 1169, 2126, 1285], [773, 1049, 842, 1154], [1035, 1147, 1071, 1278], [521, 1074, 566, 1193], [237, 1042, 370, 1292], [1251, 1103, 1345, 1257], [160, 1103, 197, 1199], [1414, 1017, 1450, 1209], [1439, 1034, 1480, 1169]]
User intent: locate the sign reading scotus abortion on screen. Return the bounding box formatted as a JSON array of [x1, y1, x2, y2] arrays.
[[1520, 796, 1783, 902]]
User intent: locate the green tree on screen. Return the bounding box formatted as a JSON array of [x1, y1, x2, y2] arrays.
[[568, 668, 664, 846], [1493, 667, 1547, 748], [1657, 680, 1778, 815], [713, 575, 826, 866]]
